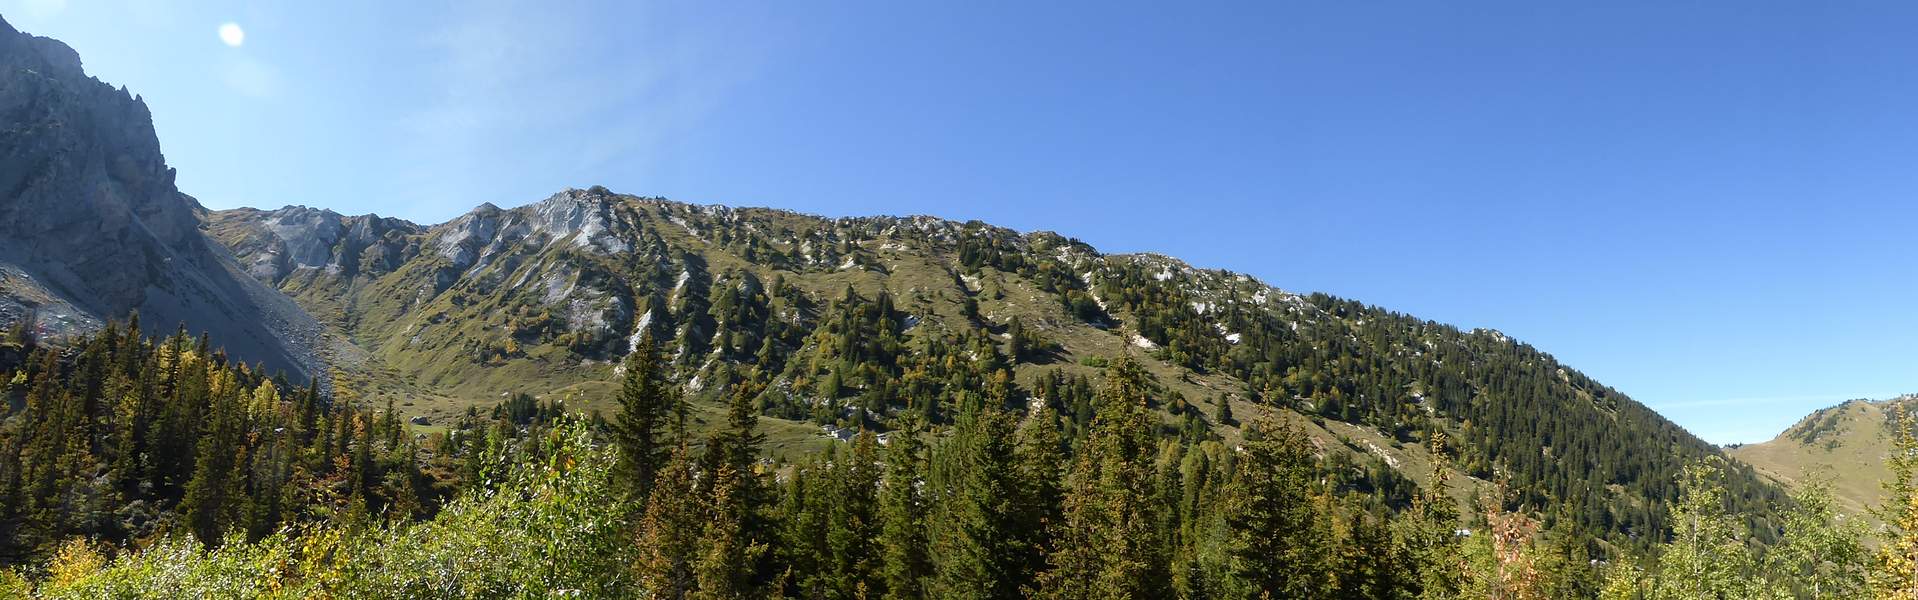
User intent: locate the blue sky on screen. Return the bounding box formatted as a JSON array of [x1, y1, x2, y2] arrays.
[[6, 1, 1917, 444]]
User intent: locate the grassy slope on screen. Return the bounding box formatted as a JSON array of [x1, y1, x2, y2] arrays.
[[1729, 398, 1905, 518]]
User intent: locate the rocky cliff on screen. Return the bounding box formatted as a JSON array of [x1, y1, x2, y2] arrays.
[[0, 15, 319, 377]]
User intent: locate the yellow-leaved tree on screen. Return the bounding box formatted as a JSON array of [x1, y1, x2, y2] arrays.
[[1874, 403, 1918, 598]]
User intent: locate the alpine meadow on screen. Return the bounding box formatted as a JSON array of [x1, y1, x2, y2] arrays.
[[2, 4, 1916, 600]]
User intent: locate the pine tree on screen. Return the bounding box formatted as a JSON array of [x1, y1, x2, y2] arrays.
[[927, 399, 1026, 600], [1034, 357, 1168, 599], [693, 463, 770, 599], [878, 413, 932, 600], [1219, 417, 1331, 599], [613, 331, 675, 503], [1398, 431, 1463, 599], [636, 444, 702, 599], [823, 431, 882, 598], [1011, 405, 1065, 585], [713, 383, 767, 476], [179, 374, 246, 544], [700, 382, 773, 591]]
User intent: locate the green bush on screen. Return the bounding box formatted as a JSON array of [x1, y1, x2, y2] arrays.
[[26, 420, 636, 599]]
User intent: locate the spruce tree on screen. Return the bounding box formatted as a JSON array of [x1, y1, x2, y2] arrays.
[[927, 398, 1025, 600], [1011, 405, 1065, 585], [613, 331, 675, 503], [1034, 357, 1168, 599], [693, 463, 770, 599], [703, 382, 773, 591], [1219, 417, 1330, 599], [824, 431, 882, 597], [878, 413, 932, 600], [1397, 431, 1463, 598], [636, 444, 702, 599], [179, 377, 245, 544]]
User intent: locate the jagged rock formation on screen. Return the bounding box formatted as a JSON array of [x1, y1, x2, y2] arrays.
[[0, 15, 319, 377], [208, 205, 421, 285]]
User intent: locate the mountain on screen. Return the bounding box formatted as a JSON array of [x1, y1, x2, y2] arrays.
[[0, 15, 1784, 552], [1729, 395, 1916, 518], [0, 15, 319, 377], [205, 186, 1787, 548]]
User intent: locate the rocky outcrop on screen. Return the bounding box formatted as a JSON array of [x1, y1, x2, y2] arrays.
[[204, 205, 421, 284], [0, 15, 319, 377]]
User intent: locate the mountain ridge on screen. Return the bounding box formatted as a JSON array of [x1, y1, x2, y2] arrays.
[[0, 14, 1786, 553], [206, 184, 1788, 549]]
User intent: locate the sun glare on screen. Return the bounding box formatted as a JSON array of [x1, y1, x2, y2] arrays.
[[218, 22, 245, 47]]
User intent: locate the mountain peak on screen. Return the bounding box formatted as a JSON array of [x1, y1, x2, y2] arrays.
[[0, 17, 318, 377]]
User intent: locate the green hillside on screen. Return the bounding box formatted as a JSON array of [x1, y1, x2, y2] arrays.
[[1729, 396, 1917, 519], [203, 187, 1784, 551]]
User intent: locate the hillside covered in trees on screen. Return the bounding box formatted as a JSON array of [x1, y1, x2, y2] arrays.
[[203, 188, 1786, 553], [1, 322, 1913, 598], [0, 12, 1888, 598]]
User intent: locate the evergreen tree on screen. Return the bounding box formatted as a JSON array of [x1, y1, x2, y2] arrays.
[[1397, 431, 1463, 599], [1034, 357, 1169, 599], [694, 463, 770, 599], [878, 412, 932, 600], [1011, 405, 1065, 582], [1219, 417, 1332, 599], [636, 444, 701, 599], [927, 399, 1026, 600], [613, 331, 676, 503], [823, 431, 882, 598], [701, 383, 774, 591], [179, 374, 246, 544]]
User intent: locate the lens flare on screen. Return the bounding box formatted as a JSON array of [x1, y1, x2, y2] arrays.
[[218, 22, 244, 47]]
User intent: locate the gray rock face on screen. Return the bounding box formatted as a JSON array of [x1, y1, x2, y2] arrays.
[[0, 16, 319, 377], [212, 205, 420, 284]]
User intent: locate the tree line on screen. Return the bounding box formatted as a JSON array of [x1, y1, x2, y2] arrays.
[[6, 319, 1918, 598]]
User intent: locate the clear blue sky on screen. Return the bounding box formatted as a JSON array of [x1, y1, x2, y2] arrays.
[[7, 1, 1916, 444]]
